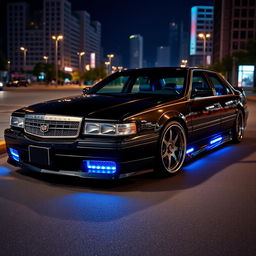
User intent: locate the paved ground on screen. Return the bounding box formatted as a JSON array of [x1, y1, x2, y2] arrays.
[[0, 90, 255, 255]]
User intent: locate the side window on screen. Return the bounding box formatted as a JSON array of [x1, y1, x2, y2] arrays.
[[208, 73, 232, 96], [97, 76, 129, 93], [131, 76, 151, 93], [191, 72, 214, 98]]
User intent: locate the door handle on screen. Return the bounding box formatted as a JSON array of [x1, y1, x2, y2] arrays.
[[205, 103, 221, 111]]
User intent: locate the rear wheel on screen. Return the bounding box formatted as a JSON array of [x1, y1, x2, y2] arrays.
[[232, 110, 244, 143], [157, 121, 187, 175]]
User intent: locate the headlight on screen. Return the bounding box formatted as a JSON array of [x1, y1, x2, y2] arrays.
[[84, 122, 136, 136], [0, 82, 3, 87], [10, 116, 25, 128]]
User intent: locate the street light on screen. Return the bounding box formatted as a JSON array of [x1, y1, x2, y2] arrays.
[[43, 56, 49, 64], [180, 59, 188, 68], [77, 51, 85, 71], [20, 47, 27, 72], [51, 35, 64, 84], [198, 33, 211, 66], [107, 54, 114, 74]]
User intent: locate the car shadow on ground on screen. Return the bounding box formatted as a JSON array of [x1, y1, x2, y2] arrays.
[[1, 132, 255, 222]]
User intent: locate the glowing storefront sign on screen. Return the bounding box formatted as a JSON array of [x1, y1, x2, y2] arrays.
[[90, 53, 96, 69], [238, 65, 255, 88], [64, 66, 73, 72]]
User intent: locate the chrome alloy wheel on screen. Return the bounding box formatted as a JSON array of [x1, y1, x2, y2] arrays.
[[233, 110, 244, 143], [160, 122, 187, 174]]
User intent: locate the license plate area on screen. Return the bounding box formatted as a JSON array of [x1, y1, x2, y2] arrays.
[[29, 145, 51, 166]]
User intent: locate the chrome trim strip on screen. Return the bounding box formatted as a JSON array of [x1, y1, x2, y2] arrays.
[[25, 114, 82, 122]]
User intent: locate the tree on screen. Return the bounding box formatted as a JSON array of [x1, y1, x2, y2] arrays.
[[33, 63, 55, 82], [233, 40, 256, 65], [82, 66, 107, 83]]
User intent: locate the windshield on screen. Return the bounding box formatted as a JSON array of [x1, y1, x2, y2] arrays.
[[90, 70, 187, 97]]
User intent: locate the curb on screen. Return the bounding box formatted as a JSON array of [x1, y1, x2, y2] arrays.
[[247, 96, 256, 101], [0, 141, 6, 155]]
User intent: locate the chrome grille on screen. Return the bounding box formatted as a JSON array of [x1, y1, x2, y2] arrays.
[[24, 114, 82, 138]]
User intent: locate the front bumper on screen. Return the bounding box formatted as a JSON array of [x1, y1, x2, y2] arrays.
[[5, 128, 158, 179]]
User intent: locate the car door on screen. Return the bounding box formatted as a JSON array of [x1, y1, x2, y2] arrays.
[[206, 72, 238, 132], [189, 70, 223, 143]]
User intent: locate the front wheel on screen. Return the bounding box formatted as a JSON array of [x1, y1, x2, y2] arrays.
[[232, 110, 244, 143], [157, 121, 187, 175]]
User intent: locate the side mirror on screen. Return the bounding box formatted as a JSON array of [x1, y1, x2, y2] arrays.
[[233, 87, 245, 96], [83, 87, 90, 95], [192, 88, 213, 98]]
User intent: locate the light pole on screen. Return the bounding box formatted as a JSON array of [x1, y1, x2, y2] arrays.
[[43, 56, 49, 64], [20, 47, 27, 72], [77, 51, 85, 71], [105, 61, 110, 74], [198, 33, 211, 66], [51, 35, 63, 84], [107, 54, 114, 74]]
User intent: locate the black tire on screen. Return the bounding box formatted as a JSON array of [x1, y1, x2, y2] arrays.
[[232, 110, 244, 143], [156, 121, 187, 175]]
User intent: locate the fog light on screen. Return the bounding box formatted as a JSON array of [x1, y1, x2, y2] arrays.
[[9, 148, 20, 162], [83, 160, 117, 174]]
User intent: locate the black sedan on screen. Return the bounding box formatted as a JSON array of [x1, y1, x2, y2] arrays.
[[6, 80, 29, 87], [5, 68, 248, 179]]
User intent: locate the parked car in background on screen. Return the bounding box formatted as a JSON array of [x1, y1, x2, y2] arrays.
[[6, 79, 29, 87], [5, 67, 248, 180]]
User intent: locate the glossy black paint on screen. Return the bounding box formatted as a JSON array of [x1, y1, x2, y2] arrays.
[[5, 68, 248, 179]]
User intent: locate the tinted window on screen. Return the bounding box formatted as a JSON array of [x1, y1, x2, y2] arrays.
[[208, 73, 232, 96], [192, 72, 213, 98], [92, 70, 187, 97]]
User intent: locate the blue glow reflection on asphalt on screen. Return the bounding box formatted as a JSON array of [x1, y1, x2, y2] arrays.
[[0, 167, 11, 177], [46, 193, 148, 222], [183, 146, 233, 174]]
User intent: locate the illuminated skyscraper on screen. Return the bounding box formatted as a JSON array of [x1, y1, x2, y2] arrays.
[[189, 6, 214, 66], [129, 34, 143, 69], [7, 0, 101, 72]]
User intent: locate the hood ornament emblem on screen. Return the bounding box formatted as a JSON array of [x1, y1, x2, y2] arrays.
[[40, 123, 49, 133]]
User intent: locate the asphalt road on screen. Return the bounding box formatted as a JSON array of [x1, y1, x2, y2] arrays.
[[0, 86, 83, 140], [0, 89, 256, 256]]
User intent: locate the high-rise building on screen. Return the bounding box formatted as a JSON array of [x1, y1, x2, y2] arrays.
[[155, 46, 170, 67], [213, 0, 256, 62], [7, 0, 101, 72], [189, 6, 214, 66], [76, 11, 101, 68], [129, 34, 143, 69], [169, 20, 190, 67], [169, 21, 179, 66]]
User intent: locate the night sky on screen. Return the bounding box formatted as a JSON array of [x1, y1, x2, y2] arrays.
[[70, 0, 213, 66]]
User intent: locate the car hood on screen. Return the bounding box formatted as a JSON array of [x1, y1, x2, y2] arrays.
[[19, 94, 180, 120]]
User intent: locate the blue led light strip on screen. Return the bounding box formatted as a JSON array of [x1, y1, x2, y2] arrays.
[[186, 148, 194, 154], [9, 148, 20, 162], [85, 160, 117, 174], [210, 137, 222, 144]]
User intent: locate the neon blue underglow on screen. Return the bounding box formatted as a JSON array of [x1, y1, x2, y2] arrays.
[[186, 148, 194, 154], [83, 160, 117, 174], [210, 137, 223, 145], [9, 148, 20, 162]]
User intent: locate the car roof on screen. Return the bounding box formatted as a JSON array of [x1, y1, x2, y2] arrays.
[[118, 67, 214, 75]]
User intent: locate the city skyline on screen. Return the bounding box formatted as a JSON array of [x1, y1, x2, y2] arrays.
[[1, 0, 214, 67]]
